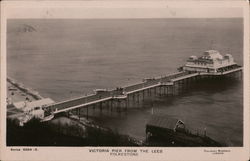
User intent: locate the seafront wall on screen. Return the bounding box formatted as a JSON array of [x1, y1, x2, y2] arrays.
[[7, 77, 44, 100]]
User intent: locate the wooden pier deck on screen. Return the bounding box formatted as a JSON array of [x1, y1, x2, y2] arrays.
[[44, 66, 242, 116]]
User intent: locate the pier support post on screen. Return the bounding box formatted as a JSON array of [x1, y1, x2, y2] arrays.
[[137, 92, 140, 105], [117, 100, 121, 112], [132, 93, 135, 105], [110, 100, 113, 111], [177, 81, 180, 95], [184, 78, 188, 90], [100, 102, 103, 112], [125, 99, 128, 110], [150, 88, 153, 98], [172, 84, 175, 96], [86, 106, 88, 120], [180, 79, 183, 93], [127, 95, 130, 109], [142, 90, 145, 101], [78, 108, 81, 120]]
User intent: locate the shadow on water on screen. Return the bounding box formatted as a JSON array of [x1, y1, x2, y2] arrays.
[[87, 76, 243, 146], [139, 77, 242, 107], [188, 77, 242, 94], [155, 77, 243, 146]]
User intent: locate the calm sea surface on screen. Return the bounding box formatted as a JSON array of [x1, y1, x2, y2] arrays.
[[7, 19, 243, 146]]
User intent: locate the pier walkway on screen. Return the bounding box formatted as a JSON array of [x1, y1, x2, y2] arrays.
[[47, 71, 191, 114], [44, 65, 242, 115]]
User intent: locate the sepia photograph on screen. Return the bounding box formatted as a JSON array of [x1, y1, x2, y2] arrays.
[[1, 1, 249, 161]]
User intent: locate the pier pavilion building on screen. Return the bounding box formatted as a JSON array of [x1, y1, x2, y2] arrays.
[[182, 50, 238, 73]]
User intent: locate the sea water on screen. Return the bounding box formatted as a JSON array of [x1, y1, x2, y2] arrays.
[[7, 18, 243, 146]]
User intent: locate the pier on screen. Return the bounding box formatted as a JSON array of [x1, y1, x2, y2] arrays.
[[44, 50, 243, 119]]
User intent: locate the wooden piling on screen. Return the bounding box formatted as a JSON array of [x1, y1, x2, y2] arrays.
[[86, 106, 88, 120], [100, 102, 103, 111], [78, 108, 80, 120]]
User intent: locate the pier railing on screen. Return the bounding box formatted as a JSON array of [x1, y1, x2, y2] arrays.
[[47, 71, 190, 111], [44, 66, 242, 114]]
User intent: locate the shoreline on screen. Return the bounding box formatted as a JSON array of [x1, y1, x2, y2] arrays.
[[7, 77, 43, 101], [6, 78, 144, 146], [6, 77, 224, 147]]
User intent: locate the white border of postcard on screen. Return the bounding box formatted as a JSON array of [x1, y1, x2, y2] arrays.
[[1, 1, 249, 161]]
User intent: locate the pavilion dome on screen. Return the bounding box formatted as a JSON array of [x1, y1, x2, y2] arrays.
[[203, 50, 223, 60]]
